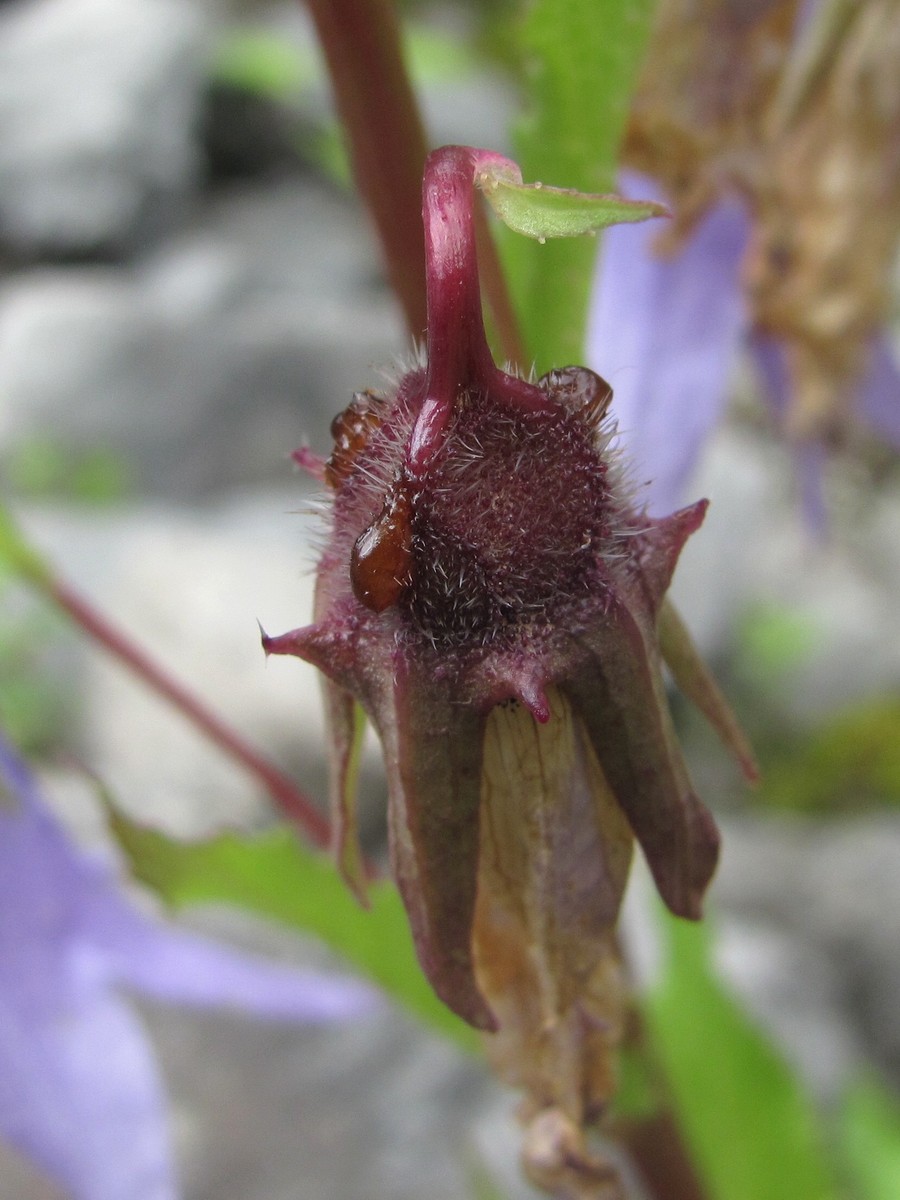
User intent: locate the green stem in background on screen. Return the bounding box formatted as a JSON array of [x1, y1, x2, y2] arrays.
[[305, 0, 525, 368], [0, 506, 332, 850], [506, 0, 658, 370]]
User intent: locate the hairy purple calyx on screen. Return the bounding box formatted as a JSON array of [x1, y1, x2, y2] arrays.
[[369, 366, 614, 647], [265, 147, 756, 1038]]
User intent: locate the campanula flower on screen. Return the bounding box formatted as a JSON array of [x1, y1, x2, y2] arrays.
[[0, 733, 378, 1200]]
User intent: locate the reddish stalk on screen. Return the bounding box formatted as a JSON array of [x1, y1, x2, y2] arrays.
[[306, 0, 429, 340], [408, 146, 554, 475], [305, 0, 525, 368], [611, 992, 711, 1200], [47, 576, 332, 849], [619, 1111, 709, 1200]]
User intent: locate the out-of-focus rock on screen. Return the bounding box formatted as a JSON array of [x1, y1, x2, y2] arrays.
[[671, 424, 900, 718], [0, 177, 405, 497], [158, 1005, 507, 1200], [16, 490, 391, 840], [0, 0, 212, 258], [714, 916, 863, 1101], [17, 492, 333, 834], [622, 849, 868, 1105], [716, 814, 900, 1087]]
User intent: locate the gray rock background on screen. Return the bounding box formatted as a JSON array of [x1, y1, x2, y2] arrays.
[[1, 1, 899, 1198]]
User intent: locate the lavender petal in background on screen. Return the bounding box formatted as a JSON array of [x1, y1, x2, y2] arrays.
[[587, 172, 749, 516], [0, 733, 379, 1200]]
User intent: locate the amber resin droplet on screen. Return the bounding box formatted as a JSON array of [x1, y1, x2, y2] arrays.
[[350, 481, 414, 612], [540, 367, 613, 429], [325, 390, 385, 489]]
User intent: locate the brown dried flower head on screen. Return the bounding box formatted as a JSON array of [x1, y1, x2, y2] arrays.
[[265, 147, 756, 1171]]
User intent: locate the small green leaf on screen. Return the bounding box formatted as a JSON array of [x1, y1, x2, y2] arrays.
[[477, 168, 665, 241], [110, 808, 479, 1052], [646, 910, 838, 1200], [839, 1075, 900, 1200]]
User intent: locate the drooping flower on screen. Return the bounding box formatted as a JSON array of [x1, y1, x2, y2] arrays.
[[265, 145, 755, 1184], [589, 0, 900, 520], [0, 732, 378, 1200]]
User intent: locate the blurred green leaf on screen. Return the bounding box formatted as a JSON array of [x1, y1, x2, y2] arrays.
[[646, 911, 838, 1200], [0, 507, 73, 750], [466, 1158, 510, 1200], [5, 438, 130, 504], [506, 0, 658, 369], [759, 697, 900, 813], [610, 1041, 662, 1121], [0, 505, 50, 586], [211, 23, 473, 103], [0, 605, 68, 754], [839, 1075, 900, 1200], [5, 438, 68, 497], [210, 32, 314, 100], [404, 25, 476, 82], [303, 124, 352, 187], [69, 449, 131, 504], [737, 603, 819, 688], [110, 810, 479, 1052], [208, 23, 474, 190]]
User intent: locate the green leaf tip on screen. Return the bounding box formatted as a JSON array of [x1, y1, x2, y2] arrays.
[[475, 161, 668, 241]]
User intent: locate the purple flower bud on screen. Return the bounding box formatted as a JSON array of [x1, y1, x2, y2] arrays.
[[266, 147, 754, 1040]]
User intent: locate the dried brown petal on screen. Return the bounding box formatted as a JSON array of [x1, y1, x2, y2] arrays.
[[474, 689, 631, 1126]]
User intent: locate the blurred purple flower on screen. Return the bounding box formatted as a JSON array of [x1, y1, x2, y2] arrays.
[[0, 733, 379, 1200], [588, 171, 900, 521]]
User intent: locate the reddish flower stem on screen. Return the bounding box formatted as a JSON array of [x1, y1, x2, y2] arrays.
[[409, 147, 554, 474], [47, 576, 333, 849], [305, 0, 525, 368], [611, 995, 711, 1200], [306, 0, 429, 340], [421, 147, 496, 405], [620, 1111, 709, 1200]]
